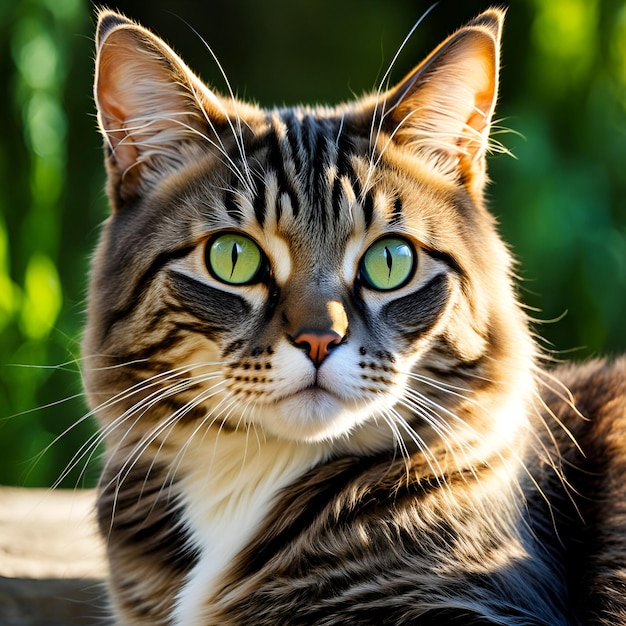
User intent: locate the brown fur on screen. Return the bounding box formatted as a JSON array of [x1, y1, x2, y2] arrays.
[[85, 8, 626, 625]]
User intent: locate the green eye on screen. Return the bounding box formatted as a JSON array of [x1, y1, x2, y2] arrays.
[[207, 233, 264, 285], [361, 237, 415, 291]]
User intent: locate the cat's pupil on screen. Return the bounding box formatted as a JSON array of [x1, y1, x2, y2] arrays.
[[384, 246, 393, 278], [230, 242, 241, 279]]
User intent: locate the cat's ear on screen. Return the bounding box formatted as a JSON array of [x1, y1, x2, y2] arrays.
[[383, 8, 504, 194], [94, 11, 228, 208]]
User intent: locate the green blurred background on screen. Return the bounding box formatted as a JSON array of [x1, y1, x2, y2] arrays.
[[0, 0, 624, 487]]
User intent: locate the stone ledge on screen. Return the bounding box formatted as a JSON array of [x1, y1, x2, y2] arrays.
[[0, 488, 110, 625], [0, 577, 110, 626]]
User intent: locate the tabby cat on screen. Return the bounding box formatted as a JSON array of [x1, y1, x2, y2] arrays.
[[85, 7, 626, 625]]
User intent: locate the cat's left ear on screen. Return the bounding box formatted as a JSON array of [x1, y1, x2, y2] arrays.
[[383, 8, 504, 195]]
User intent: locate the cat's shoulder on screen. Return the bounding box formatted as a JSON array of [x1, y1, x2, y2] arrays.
[[545, 356, 626, 424], [542, 357, 626, 621], [540, 356, 626, 483]]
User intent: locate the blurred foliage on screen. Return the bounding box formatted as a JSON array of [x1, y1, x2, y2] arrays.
[[0, 0, 624, 487]]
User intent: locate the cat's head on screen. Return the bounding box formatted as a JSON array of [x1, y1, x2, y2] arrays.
[[84, 8, 534, 453]]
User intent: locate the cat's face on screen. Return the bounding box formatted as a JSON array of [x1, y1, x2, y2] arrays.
[[85, 10, 532, 451], [133, 114, 473, 443]]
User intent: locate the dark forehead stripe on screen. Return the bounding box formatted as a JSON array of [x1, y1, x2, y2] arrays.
[[253, 179, 266, 227], [224, 189, 244, 225], [389, 196, 403, 226], [335, 130, 356, 179], [266, 128, 300, 219], [300, 115, 334, 230], [290, 113, 378, 231], [249, 111, 378, 232], [331, 132, 357, 221], [282, 110, 304, 172], [362, 192, 374, 229]]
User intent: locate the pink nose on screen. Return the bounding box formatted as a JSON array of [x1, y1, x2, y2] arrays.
[[293, 330, 343, 367]]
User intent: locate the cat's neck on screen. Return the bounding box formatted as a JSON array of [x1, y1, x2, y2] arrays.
[[173, 429, 326, 624], [171, 376, 535, 625]]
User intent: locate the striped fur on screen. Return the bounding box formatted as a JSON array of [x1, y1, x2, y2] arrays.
[[85, 8, 626, 625]]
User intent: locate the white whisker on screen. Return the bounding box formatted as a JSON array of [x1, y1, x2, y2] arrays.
[[104, 375, 228, 491]]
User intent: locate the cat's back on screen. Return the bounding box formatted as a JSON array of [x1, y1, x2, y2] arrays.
[[539, 357, 626, 624], [544, 357, 626, 466]]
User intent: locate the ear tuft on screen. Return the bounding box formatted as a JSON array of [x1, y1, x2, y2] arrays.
[[95, 10, 134, 49], [465, 7, 505, 33]]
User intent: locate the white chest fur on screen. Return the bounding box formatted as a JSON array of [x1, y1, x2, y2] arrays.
[[172, 430, 326, 626]]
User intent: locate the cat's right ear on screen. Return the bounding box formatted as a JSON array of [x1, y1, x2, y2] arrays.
[[94, 11, 230, 209]]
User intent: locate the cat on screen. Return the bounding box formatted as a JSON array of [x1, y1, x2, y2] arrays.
[[84, 6, 626, 625]]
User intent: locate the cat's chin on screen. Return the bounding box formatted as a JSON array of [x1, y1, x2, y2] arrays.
[[265, 387, 370, 442]]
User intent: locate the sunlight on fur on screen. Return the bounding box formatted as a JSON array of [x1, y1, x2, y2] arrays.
[[76, 7, 626, 625]]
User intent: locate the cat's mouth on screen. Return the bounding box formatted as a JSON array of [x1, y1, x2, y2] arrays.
[[276, 381, 340, 405], [302, 385, 343, 405], [262, 382, 369, 442], [295, 372, 358, 402]]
